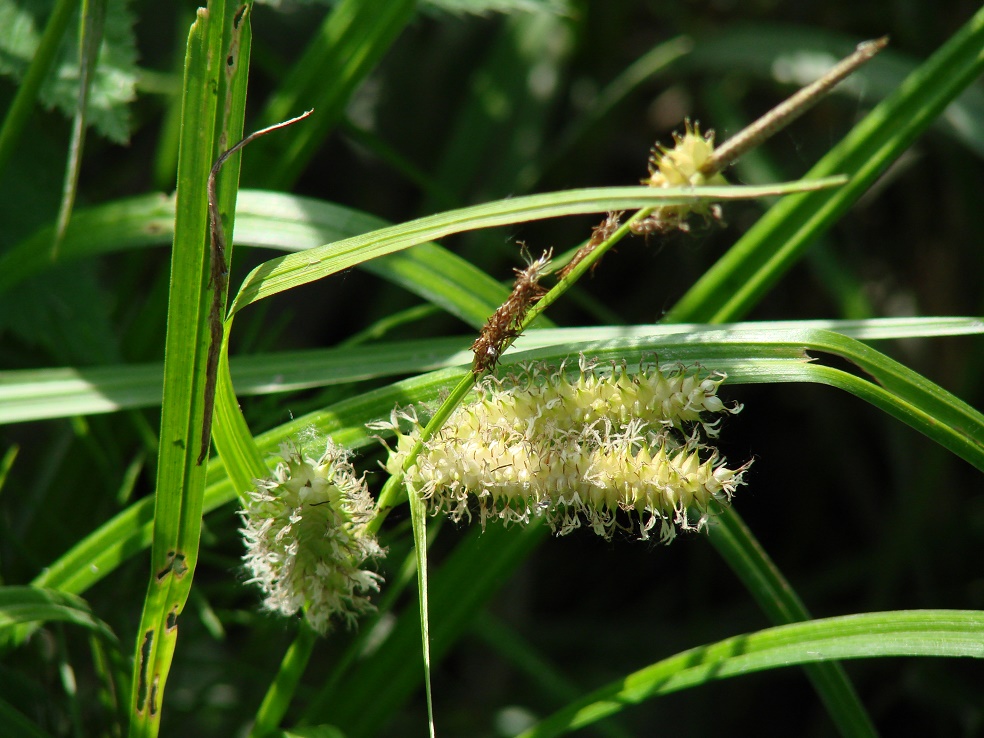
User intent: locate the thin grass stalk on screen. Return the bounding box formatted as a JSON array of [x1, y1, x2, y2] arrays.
[[0, 0, 79, 180]]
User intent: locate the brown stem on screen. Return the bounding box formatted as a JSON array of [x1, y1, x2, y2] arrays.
[[698, 37, 888, 178]]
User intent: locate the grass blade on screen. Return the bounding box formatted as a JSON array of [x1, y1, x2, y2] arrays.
[[3, 318, 981, 424], [708, 509, 876, 737], [518, 610, 984, 737], [0, 586, 116, 642], [249, 623, 318, 738], [27, 323, 982, 601], [656, 16, 984, 730], [51, 0, 105, 259], [244, 0, 416, 190], [127, 3, 249, 735], [680, 24, 984, 157], [229, 179, 845, 314], [0, 0, 78, 180], [0, 697, 57, 738]]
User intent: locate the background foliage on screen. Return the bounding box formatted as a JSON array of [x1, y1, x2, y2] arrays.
[[1, 1, 983, 736]]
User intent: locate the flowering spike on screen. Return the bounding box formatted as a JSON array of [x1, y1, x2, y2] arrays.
[[377, 358, 748, 542], [632, 121, 729, 235], [240, 437, 385, 634]]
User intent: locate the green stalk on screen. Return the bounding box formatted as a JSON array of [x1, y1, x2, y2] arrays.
[[368, 208, 655, 533], [0, 0, 79, 181]]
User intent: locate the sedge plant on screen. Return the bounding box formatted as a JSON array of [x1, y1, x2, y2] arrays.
[[1, 3, 983, 737]]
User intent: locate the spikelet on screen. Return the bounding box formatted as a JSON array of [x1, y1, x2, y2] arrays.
[[632, 121, 728, 235], [240, 437, 385, 634], [557, 211, 623, 280]]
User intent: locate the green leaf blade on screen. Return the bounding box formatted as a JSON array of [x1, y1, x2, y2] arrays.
[[520, 610, 984, 737]]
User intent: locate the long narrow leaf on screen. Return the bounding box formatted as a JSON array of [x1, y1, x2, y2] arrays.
[[518, 610, 984, 737], [51, 0, 105, 259], [28, 324, 984, 602], [680, 24, 984, 157], [708, 509, 876, 737], [0, 697, 56, 738], [657, 20, 984, 729], [0, 0, 78, 180], [229, 179, 846, 314], [127, 4, 250, 735], [0, 190, 513, 330], [4, 318, 980, 424], [0, 586, 116, 642], [244, 0, 416, 189]]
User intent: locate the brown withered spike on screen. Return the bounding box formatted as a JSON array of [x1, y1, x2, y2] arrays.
[[557, 211, 623, 280], [472, 246, 553, 373]]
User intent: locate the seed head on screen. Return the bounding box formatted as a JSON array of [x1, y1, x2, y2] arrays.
[[378, 358, 748, 542], [633, 121, 728, 234], [240, 438, 385, 634]]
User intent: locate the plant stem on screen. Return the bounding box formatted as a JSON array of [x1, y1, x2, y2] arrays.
[[699, 37, 888, 178], [368, 207, 655, 533]]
